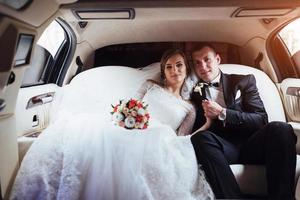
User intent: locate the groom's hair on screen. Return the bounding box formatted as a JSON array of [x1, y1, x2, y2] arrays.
[[191, 43, 218, 56], [160, 48, 191, 80]]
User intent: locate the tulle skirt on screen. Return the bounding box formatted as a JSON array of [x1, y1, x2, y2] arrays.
[[10, 113, 214, 200]]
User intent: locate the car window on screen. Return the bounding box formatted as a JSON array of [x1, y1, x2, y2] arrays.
[[268, 17, 300, 81], [277, 18, 300, 79], [21, 20, 66, 87], [0, 0, 32, 10], [37, 21, 66, 58], [279, 18, 300, 56]]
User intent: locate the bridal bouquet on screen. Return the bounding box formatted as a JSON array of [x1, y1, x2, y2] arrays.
[[111, 99, 150, 129]]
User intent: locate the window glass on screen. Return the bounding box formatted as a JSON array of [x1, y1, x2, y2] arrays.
[[279, 18, 300, 56], [37, 20, 66, 58], [21, 20, 66, 86], [0, 0, 31, 10]]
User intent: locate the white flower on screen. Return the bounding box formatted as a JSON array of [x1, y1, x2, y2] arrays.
[[137, 108, 145, 116], [112, 112, 124, 122], [125, 116, 136, 128], [194, 83, 205, 96]]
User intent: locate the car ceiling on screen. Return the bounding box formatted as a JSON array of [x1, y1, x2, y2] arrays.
[[60, 2, 300, 49], [1, 0, 300, 49]]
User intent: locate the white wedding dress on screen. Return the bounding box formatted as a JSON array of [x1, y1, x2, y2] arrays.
[[10, 82, 214, 200]]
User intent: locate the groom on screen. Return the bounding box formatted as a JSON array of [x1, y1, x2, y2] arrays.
[[190, 43, 297, 199]]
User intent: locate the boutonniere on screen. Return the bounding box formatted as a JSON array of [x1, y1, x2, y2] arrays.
[[194, 83, 206, 96]]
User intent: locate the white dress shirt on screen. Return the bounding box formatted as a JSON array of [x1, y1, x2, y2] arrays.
[[205, 73, 226, 108]]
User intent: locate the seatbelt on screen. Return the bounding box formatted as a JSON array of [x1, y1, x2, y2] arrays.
[[75, 56, 84, 76], [70, 56, 84, 82], [254, 52, 263, 69]]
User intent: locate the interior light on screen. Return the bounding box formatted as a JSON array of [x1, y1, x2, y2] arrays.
[[232, 8, 294, 17], [73, 8, 135, 20]]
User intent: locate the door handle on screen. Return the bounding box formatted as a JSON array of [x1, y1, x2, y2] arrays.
[[286, 87, 300, 97], [39, 96, 53, 104], [26, 92, 55, 109]]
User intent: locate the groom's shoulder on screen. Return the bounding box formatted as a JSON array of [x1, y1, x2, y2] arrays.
[[223, 73, 255, 83]]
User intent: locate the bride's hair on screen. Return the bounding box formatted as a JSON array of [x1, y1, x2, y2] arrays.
[[160, 49, 191, 80]]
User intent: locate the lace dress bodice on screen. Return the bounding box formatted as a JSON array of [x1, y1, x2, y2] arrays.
[[136, 81, 193, 131]]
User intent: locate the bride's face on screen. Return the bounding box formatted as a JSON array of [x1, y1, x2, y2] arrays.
[[164, 54, 187, 87]]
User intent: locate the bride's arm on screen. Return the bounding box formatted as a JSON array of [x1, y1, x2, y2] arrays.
[[177, 102, 213, 136], [134, 80, 154, 100], [177, 105, 196, 136]]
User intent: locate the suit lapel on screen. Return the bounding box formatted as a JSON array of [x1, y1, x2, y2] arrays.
[[220, 72, 234, 107], [191, 82, 207, 131]]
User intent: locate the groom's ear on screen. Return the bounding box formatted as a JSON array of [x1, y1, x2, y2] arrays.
[[216, 54, 221, 64]]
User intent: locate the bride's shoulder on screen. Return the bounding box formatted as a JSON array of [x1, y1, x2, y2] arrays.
[[146, 79, 163, 86], [143, 80, 164, 90]]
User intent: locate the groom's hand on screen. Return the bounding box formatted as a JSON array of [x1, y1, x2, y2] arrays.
[[202, 100, 223, 119]]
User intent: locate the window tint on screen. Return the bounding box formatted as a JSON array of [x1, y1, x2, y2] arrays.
[[94, 42, 240, 68]]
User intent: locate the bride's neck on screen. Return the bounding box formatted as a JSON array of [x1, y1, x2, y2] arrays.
[[165, 83, 182, 97]]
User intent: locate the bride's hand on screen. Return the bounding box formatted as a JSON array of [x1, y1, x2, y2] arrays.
[[190, 117, 212, 136], [201, 117, 212, 130], [205, 117, 212, 127]]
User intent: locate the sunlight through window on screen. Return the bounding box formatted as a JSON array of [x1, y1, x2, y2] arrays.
[[279, 18, 300, 56]]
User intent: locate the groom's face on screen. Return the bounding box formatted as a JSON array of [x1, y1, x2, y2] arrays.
[[192, 47, 221, 82]]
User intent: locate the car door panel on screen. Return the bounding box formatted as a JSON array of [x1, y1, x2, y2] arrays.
[[280, 78, 300, 153], [15, 84, 61, 161], [15, 84, 60, 137], [280, 78, 300, 122]]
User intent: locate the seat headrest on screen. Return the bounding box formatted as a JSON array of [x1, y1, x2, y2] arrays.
[[64, 64, 286, 123]]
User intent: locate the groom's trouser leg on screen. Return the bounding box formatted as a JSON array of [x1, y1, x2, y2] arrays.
[[239, 121, 297, 200], [191, 130, 242, 199], [240, 122, 297, 200]]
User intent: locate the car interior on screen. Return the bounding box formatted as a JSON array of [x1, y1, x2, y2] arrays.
[[1, 0, 300, 199]]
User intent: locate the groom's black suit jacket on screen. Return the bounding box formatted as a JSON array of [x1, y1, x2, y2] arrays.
[[191, 72, 268, 144]]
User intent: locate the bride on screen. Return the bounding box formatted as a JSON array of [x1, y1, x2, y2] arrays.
[[10, 49, 214, 200]]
